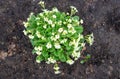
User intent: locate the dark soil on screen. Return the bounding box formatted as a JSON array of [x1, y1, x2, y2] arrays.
[[0, 0, 120, 79]]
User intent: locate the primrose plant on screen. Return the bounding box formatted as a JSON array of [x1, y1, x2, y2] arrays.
[[23, 1, 94, 74]]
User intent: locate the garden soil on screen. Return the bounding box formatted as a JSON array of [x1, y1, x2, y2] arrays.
[[0, 0, 120, 79]]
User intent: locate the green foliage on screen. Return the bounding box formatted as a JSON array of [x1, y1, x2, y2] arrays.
[[23, 1, 94, 74], [80, 54, 91, 64]]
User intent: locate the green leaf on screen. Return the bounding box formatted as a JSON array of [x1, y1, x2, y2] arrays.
[[36, 55, 44, 62], [72, 16, 79, 20], [32, 49, 36, 54], [59, 53, 66, 62], [80, 60, 86, 64], [42, 51, 49, 59], [75, 26, 83, 34]]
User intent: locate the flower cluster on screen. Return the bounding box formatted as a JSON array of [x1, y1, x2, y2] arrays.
[[23, 1, 94, 74]]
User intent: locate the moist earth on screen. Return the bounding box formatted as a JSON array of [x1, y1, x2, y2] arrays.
[[0, 0, 120, 79]]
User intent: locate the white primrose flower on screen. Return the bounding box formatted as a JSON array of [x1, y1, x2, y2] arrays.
[[36, 17, 40, 20], [28, 35, 34, 39], [23, 30, 27, 35], [67, 24, 72, 29], [51, 24, 55, 27], [46, 57, 56, 64], [39, 1, 45, 8], [39, 13, 43, 16], [58, 28, 63, 33], [23, 22, 29, 28], [70, 6, 78, 13], [27, 17, 30, 21], [46, 42, 52, 49], [80, 19, 83, 24], [36, 51, 42, 55], [74, 34, 81, 51], [37, 22, 40, 25], [36, 31, 42, 38], [54, 43, 61, 49], [52, 7, 59, 12], [41, 36, 46, 40], [53, 66, 60, 70], [66, 12, 69, 15], [66, 59, 74, 65], [48, 20, 52, 25], [52, 15, 56, 18], [39, 1, 44, 6], [68, 27, 76, 34], [58, 21, 62, 25], [68, 19, 72, 23], [44, 18, 48, 22], [37, 46, 42, 51], [34, 47, 38, 50], [55, 34, 60, 39], [88, 33, 94, 46], [54, 70, 61, 74], [69, 39, 76, 46], [60, 39, 67, 44], [50, 36, 57, 41], [81, 43, 85, 47], [52, 32, 55, 36], [43, 25, 47, 29], [36, 59, 41, 63], [63, 22, 66, 24], [72, 51, 80, 60], [62, 30, 68, 35]]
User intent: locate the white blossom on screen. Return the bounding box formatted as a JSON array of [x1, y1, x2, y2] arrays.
[[58, 21, 62, 25], [52, 8, 59, 12], [72, 51, 80, 60], [63, 22, 66, 24], [36, 51, 42, 55], [37, 22, 40, 25], [58, 28, 63, 33], [23, 22, 29, 28], [55, 34, 60, 39], [28, 35, 34, 39], [68, 27, 76, 34], [52, 15, 56, 18], [54, 70, 61, 74], [36, 17, 40, 20], [51, 24, 55, 27], [48, 20, 52, 24], [54, 43, 61, 49], [36, 59, 41, 63], [80, 19, 83, 24], [70, 6, 78, 13], [44, 18, 48, 22], [36, 31, 41, 38], [53, 66, 60, 70], [39, 1, 45, 8], [46, 42, 52, 49], [41, 36, 45, 40], [60, 39, 67, 44], [62, 30, 68, 35], [68, 19, 72, 23], [88, 33, 94, 46], [66, 59, 74, 65], [50, 36, 57, 41], [23, 30, 27, 35], [39, 13, 43, 16], [46, 57, 56, 64], [52, 33, 55, 36], [39, 1, 44, 6], [43, 25, 47, 29], [67, 24, 72, 29]]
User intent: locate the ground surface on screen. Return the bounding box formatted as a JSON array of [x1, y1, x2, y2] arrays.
[[0, 0, 120, 79]]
